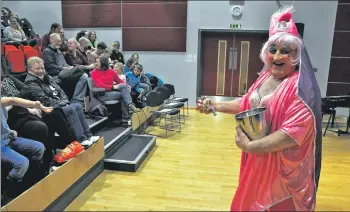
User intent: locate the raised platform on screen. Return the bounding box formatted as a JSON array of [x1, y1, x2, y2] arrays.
[[132, 106, 159, 131], [1, 138, 105, 211]]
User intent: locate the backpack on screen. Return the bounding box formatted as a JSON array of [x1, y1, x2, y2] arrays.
[[86, 92, 108, 117]]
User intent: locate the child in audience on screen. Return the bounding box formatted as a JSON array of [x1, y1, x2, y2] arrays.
[[124, 58, 134, 74], [113, 62, 126, 82], [126, 64, 148, 103]]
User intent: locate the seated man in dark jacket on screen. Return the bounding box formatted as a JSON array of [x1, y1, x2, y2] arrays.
[[42, 33, 88, 106], [24, 56, 99, 147]]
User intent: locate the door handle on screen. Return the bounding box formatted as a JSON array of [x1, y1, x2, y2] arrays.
[[228, 47, 233, 69], [233, 47, 238, 71]]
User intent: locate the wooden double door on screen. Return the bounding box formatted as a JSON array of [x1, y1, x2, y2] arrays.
[[200, 31, 268, 97]]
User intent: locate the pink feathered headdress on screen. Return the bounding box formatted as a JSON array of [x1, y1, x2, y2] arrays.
[[269, 6, 299, 37]]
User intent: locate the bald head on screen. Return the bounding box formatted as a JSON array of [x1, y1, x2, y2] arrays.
[[50, 33, 62, 49], [78, 37, 90, 50]]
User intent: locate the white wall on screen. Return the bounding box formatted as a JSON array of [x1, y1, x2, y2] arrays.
[[2, 1, 340, 113]]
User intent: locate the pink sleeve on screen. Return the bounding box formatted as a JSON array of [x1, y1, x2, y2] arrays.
[[280, 96, 314, 145]]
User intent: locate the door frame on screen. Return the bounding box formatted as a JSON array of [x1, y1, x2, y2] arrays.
[[196, 29, 269, 97]]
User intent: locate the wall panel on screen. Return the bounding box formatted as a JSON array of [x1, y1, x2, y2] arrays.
[[61, 0, 187, 52], [334, 5, 350, 31], [122, 28, 186, 52], [326, 83, 350, 96], [62, 3, 121, 28], [122, 2, 187, 27], [327, 2, 350, 96], [61, 0, 120, 5], [328, 58, 350, 83], [331, 31, 350, 57]]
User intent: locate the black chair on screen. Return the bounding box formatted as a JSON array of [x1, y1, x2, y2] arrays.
[[145, 91, 181, 138], [162, 84, 189, 117], [154, 87, 185, 123]]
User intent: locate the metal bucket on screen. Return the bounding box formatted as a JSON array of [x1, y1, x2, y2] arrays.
[[235, 107, 269, 140]]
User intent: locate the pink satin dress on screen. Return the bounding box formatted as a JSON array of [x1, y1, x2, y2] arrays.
[[231, 70, 317, 211]]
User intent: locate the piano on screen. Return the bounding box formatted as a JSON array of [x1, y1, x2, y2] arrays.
[[322, 95, 350, 136]]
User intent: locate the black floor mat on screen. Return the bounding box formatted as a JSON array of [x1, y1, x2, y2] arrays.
[[95, 123, 128, 147], [108, 135, 154, 161]]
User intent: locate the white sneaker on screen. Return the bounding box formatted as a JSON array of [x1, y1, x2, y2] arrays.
[[89, 136, 100, 143], [81, 139, 94, 147], [122, 118, 132, 126], [49, 166, 59, 174]]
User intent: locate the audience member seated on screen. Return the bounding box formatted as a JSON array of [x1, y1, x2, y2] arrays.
[[78, 37, 92, 62], [17, 16, 36, 39], [42, 23, 61, 50], [139, 65, 152, 92], [1, 7, 36, 39], [64, 38, 94, 71], [87, 30, 98, 48], [2, 16, 36, 47], [1, 7, 19, 27], [59, 28, 68, 53], [110, 41, 125, 64], [24, 57, 100, 148], [91, 56, 137, 124], [124, 58, 135, 74], [113, 62, 126, 82], [145, 72, 164, 89], [1, 74, 76, 172], [126, 63, 149, 104], [76, 30, 87, 43], [88, 41, 111, 64], [42, 33, 88, 105], [1, 96, 48, 204], [131, 53, 139, 63]]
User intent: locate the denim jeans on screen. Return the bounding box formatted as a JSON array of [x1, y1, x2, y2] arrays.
[[139, 83, 151, 93], [1, 137, 45, 181], [102, 84, 133, 119], [62, 103, 92, 142], [55, 71, 88, 104], [71, 73, 88, 104]]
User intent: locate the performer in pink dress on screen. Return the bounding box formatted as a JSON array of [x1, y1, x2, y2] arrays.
[[197, 6, 322, 211]]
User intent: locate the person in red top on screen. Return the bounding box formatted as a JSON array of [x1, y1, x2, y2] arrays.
[[91, 55, 137, 123]]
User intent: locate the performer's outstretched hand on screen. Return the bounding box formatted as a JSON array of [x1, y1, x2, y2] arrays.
[[196, 97, 212, 114], [235, 127, 250, 151]]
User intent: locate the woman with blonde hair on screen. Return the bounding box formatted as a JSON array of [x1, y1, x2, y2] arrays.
[[2, 16, 26, 43]]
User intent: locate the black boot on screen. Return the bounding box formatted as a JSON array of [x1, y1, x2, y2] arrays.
[[1, 177, 25, 205]]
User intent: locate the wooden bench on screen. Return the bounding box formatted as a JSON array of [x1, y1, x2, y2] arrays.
[[1, 138, 105, 211]]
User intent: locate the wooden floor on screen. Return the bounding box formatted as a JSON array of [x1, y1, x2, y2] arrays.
[[66, 110, 350, 211]]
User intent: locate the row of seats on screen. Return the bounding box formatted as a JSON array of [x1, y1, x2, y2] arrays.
[[2, 44, 41, 74]]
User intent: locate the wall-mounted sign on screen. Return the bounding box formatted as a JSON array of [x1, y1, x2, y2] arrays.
[[230, 24, 242, 29]]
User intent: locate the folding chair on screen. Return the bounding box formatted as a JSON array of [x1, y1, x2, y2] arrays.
[[154, 87, 185, 123], [24, 49, 39, 61], [6, 49, 27, 76], [145, 91, 181, 138], [162, 83, 189, 117], [4, 45, 17, 56]]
